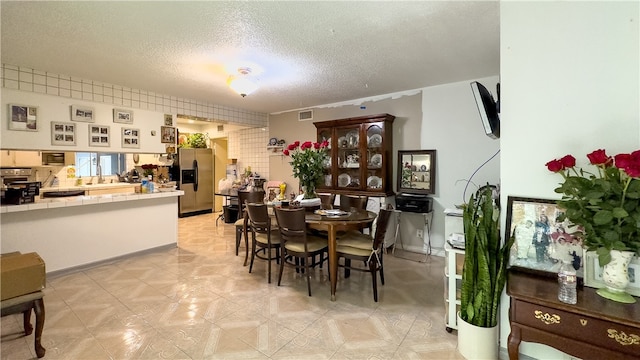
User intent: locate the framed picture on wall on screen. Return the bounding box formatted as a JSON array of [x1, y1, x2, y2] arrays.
[[505, 196, 585, 281], [89, 124, 110, 147], [51, 122, 76, 146], [121, 128, 140, 149], [164, 114, 173, 126], [161, 126, 176, 144], [113, 108, 133, 124], [8, 104, 38, 131], [70, 105, 95, 122]]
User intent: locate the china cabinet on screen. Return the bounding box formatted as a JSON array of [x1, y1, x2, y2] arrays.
[[314, 114, 394, 196]]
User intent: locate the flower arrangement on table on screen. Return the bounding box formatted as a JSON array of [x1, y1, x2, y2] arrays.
[[141, 164, 158, 177], [283, 140, 329, 199], [545, 149, 640, 266]]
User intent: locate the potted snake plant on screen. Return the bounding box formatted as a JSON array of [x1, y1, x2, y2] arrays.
[[457, 185, 514, 359]]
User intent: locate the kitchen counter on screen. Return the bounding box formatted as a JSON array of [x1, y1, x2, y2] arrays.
[[1, 190, 183, 213], [38, 182, 138, 192], [1, 190, 184, 273]]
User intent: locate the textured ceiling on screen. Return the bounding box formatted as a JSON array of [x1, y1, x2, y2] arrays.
[[1, 1, 499, 114]]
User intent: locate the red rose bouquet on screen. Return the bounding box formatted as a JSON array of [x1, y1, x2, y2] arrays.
[[546, 149, 640, 265], [283, 140, 329, 199]]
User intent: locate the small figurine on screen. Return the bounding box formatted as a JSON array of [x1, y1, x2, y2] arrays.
[[278, 183, 286, 200]]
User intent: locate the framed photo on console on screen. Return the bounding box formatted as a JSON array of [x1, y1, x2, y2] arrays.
[[505, 196, 584, 281], [89, 124, 110, 147], [584, 251, 640, 296]]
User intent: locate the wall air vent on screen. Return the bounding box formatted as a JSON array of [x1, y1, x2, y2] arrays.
[[298, 110, 313, 121], [217, 125, 224, 132]]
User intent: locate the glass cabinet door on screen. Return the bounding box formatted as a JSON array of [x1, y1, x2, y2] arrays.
[[318, 129, 332, 189], [336, 126, 361, 190], [365, 123, 384, 191]]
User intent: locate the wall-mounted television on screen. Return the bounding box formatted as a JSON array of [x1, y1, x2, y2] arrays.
[[470, 81, 500, 139]]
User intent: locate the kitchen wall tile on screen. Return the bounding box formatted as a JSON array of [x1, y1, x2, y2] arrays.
[[60, 88, 71, 97], [19, 70, 33, 83], [93, 84, 103, 95], [71, 80, 82, 91], [47, 86, 59, 96], [94, 94, 104, 103], [71, 90, 82, 99], [59, 78, 71, 89], [47, 75, 59, 87], [34, 74, 46, 85], [103, 95, 113, 103], [4, 67, 19, 81], [5, 79, 19, 89], [83, 92, 93, 101], [34, 84, 46, 94], [19, 81, 33, 91]]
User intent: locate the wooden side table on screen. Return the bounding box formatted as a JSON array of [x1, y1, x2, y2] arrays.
[[1, 291, 45, 358], [507, 270, 639, 360]]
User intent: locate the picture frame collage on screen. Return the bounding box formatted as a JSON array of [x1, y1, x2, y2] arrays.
[[6, 104, 173, 149]]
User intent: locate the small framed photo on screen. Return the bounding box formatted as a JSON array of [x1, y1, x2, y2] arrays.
[[70, 105, 95, 122], [505, 196, 584, 280], [161, 126, 176, 144], [51, 122, 76, 146], [89, 124, 110, 147], [164, 114, 173, 126], [8, 104, 38, 131], [122, 127, 140, 149], [584, 251, 640, 297], [113, 108, 133, 124]]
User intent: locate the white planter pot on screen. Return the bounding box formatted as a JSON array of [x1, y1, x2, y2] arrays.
[[457, 312, 499, 360]]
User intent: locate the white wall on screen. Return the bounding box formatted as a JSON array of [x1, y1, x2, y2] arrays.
[[501, 2, 639, 359], [422, 76, 501, 254]]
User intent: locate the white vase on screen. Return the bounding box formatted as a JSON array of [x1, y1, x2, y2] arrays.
[[597, 250, 636, 304], [457, 312, 498, 360]]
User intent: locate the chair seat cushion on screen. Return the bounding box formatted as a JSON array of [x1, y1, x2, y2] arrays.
[[336, 244, 373, 257], [284, 236, 327, 253], [254, 231, 281, 245], [234, 219, 245, 227], [336, 232, 373, 250]]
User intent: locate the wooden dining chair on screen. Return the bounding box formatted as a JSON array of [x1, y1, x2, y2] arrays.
[[235, 190, 266, 265], [318, 193, 336, 209], [274, 207, 328, 296], [339, 195, 368, 211], [246, 202, 281, 283], [335, 207, 392, 302]]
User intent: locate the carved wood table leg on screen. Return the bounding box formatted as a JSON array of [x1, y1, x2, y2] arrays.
[[33, 298, 46, 358], [507, 325, 521, 360]]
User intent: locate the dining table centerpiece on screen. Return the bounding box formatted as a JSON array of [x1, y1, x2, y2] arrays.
[[283, 140, 329, 199], [546, 148, 640, 303]]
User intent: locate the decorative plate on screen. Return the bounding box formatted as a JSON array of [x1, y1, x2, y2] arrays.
[[420, 164, 427, 171], [269, 137, 278, 146], [367, 176, 382, 188], [368, 134, 382, 147], [326, 137, 331, 149], [338, 173, 351, 187], [314, 209, 349, 217], [370, 154, 382, 167]]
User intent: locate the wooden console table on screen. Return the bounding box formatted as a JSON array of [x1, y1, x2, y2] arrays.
[[507, 270, 640, 360]]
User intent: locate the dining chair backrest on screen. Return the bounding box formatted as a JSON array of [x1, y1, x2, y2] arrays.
[[339, 195, 368, 211], [245, 203, 271, 232], [372, 208, 393, 250], [318, 193, 336, 210], [237, 190, 266, 221], [274, 207, 307, 243]]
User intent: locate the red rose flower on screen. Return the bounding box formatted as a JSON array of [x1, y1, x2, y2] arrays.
[[313, 142, 320, 149], [560, 155, 576, 168], [587, 149, 611, 166], [614, 153, 631, 169], [545, 159, 563, 172], [287, 143, 297, 151], [283, 149, 289, 156]]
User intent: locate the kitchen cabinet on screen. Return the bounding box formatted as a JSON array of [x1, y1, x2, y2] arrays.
[[314, 113, 394, 196], [0, 150, 41, 167]]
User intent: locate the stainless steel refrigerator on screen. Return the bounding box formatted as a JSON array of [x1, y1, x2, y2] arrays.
[[177, 148, 213, 217]]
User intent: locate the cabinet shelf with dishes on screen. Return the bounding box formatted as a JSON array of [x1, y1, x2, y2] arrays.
[[314, 113, 394, 196]]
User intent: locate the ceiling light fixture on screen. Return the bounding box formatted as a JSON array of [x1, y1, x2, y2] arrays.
[[227, 67, 258, 97]]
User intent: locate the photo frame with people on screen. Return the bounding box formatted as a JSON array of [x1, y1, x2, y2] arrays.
[[505, 196, 584, 281]]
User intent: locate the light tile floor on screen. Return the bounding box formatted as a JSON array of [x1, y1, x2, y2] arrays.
[[1, 213, 463, 359]]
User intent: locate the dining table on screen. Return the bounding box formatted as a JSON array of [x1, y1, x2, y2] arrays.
[[304, 209, 377, 301]]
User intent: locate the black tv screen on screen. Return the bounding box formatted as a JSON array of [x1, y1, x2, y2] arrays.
[[470, 81, 500, 139]]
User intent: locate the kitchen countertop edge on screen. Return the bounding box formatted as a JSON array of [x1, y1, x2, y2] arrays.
[[1, 190, 184, 213]]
